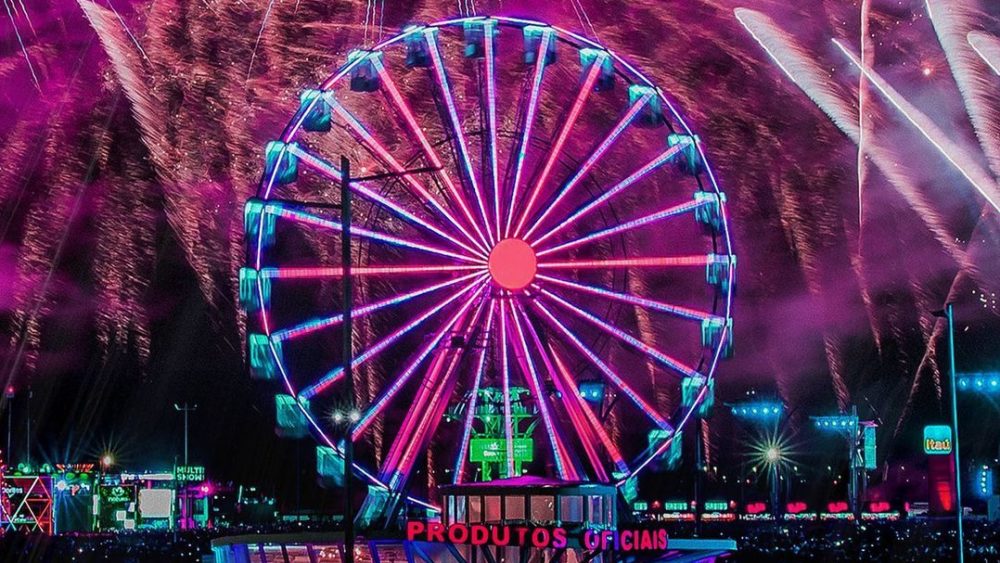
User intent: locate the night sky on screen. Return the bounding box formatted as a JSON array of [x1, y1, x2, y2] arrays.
[[0, 0, 998, 512]]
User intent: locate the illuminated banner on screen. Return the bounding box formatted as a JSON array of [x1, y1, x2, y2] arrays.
[[175, 465, 206, 482], [923, 425, 952, 455], [406, 521, 668, 553], [469, 438, 533, 463]]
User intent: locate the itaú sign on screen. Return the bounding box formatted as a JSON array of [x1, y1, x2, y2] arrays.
[[405, 521, 668, 552]]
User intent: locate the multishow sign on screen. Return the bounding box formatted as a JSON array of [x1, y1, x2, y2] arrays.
[[406, 521, 668, 552]]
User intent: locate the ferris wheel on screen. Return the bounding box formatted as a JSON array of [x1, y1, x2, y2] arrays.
[[241, 15, 735, 515]]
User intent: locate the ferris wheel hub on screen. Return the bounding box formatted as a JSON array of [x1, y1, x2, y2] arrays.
[[488, 238, 537, 291]]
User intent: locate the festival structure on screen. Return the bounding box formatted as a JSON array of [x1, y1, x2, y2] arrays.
[[228, 14, 736, 562]]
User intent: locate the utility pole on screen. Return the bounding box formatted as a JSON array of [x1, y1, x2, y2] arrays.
[[4, 386, 13, 466], [25, 387, 31, 469], [341, 155, 355, 563]]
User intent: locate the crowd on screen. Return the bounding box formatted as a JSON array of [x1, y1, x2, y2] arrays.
[[0, 519, 997, 561]]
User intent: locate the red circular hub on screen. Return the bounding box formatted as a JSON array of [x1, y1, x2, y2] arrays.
[[488, 238, 537, 291]]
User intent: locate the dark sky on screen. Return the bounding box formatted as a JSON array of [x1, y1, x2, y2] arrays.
[[0, 0, 998, 511]]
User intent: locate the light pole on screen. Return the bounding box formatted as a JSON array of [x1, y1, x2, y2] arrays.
[[174, 403, 198, 466], [263, 159, 439, 563], [934, 303, 963, 563]]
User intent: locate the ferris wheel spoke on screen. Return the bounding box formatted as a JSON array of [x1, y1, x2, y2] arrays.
[[379, 298, 486, 489], [262, 202, 484, 264], [546, 344, 630, 477], [483, 21, 503, 243], [452, 301, 497, 484], [507, 300, 580, 481], [529, 139, 689, 247], [511, 302, 609, 481], [321, 94, 489, 255], [425, 28, 496, 245], [538, 255, 710, 270], [298, 276, 487, 400], [535, 198, 707, 258], [537, 274, 716, 322], [529, 298, 673, 430], [512, 50, 609, 238], [504, 27, 553, 239], [369, 56, 492, 252], [288, 144, 488, 258], [351, 281, 489, 440], [498, 298, 516, 478], [270, 271, 483, 343], [521, 90, 655, 242], [539, 288, 702, 379]]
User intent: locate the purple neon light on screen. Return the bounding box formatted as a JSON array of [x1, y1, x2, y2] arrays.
[[513, 52, 606, 238], [299, 276, 486, 400], [383, 299, 487, 488], [352, 280, 488, 439], [369, 56, 492, 252], [537, 274, 714, 322], [498, 298, 516, 477], [538, 255, 710, 270], [521, 92, 653, 241], [260, 264, 480, 280], [453, 301, 496, 483], [484, 21, 503, 242], [530, 141, 688, 248], [289, 144, 487, 258], [271, 271, 482, 342], [425, 29, 496, 245], [529, 298, 672, 430], [541, 288, 701, 379], [508, 303, 578, 480], [548, 345, 629, 475], [324, 96, 488, 253], [536, 198, 707, 258], [513, 301, 607, 478], [505, 28, 552, 238], [264, 203, 483, 264]]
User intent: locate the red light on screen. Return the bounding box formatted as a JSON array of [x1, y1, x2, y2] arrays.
[[869, 501, 891, 513], [786, 501, 807, 514], [488, 239, 537, 291], [746, 502, 767, 514], [827, 501, 849, 513]]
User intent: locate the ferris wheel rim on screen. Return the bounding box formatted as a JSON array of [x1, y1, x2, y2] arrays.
[[247, 15, 736, 510]]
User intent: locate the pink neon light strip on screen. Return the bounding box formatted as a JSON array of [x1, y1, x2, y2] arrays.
[[530, 298, 673, 430], [485, 22, 502, 242], [370, 56, 492, 252], [522, 92, 653, 241], [539, 255, 709, 270], [537, 198, 705, 258], [271, 272, 482, 342], [512, 303, 600, 480], [499, 298, 516, 477], [537, 274, 712, 321], [508, 303, 578, 480], [513, 52, 606, 238], [289, 144, 487, 258], [262, 264, 482, 279], [505, 29, 552, 238], [325, 95, 487, 253], [425, 29, 496, 245], [266, 204, 483, 264], [392, 301, 485, 483], [548, 345, 629, 475], [300, 276, 485, 399], [453, 302, 496, 483], [530, 141, 686, 247], [352, 280, 488, 439], [541, 288, 701, 378]]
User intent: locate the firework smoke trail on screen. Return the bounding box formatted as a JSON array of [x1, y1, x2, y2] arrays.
[[833, 39, 1000, 215], [969, 31, 1000, 76], [735, 8, 972, 272], [2, 0, 39, 90], [247, 0, 280, 80], [925, 1, 1000, 181]]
